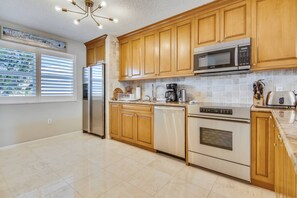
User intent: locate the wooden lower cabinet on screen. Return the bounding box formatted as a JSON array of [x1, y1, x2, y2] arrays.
[[109, 103, 120, 138], [275, 127, 296, 198], [251, 112, 275, 190], [135, 113, 154, 148], [109, 103, 154, 149], [120, 111, 136, 143]]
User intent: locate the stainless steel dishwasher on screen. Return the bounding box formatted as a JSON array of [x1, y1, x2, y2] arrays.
[[154, 106, 185, 158]]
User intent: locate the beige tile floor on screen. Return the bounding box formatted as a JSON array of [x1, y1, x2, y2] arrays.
[[0, 132, 276, 198]]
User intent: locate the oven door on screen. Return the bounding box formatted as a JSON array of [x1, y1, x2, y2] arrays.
[[194, 47, 238, 74], [188, 116, 250, 166]]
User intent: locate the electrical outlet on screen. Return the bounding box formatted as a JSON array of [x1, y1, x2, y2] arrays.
[[276, 86, 283, 91], [48, 118, 52, 125]]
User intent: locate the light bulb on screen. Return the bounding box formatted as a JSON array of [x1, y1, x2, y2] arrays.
[[113, 18, 119, 23], [100, 1, 107, 7], [98, 24, 103, 29], [55, 6, 62, 12], [74, 19, 80, 25]]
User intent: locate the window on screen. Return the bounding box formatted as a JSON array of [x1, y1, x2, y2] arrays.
[[0, 40, 76, 104]]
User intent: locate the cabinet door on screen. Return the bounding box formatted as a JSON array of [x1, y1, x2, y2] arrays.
[[87, 46, 96, 66], [251, 112, 275, 190], [130, 37, 143, 78], [143, 31, 158, 78], [275, 127, 280, 197], [120, 111, 135, 143], [158, 26, 175, 76], [175, 20, 194, 76], [279, 133, 285, 197], [135, 113, 154, 148], [195, 10, 219, 47], [221, 1, 250, 42], [252, 0, 297, 70], [109, 104, 120, 138], [96, 44, 105, 63], [285, 149, 296, 198], [120, 40, 130, 79]]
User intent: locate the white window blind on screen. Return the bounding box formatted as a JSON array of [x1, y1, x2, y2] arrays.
[[0, 47, 36, 97], [41, 53, 74, 97]]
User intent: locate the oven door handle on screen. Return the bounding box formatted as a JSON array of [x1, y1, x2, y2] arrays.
[[188, 115, 250, 124]]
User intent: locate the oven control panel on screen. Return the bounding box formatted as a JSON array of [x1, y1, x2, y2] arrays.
[[200, 108, 233, 115]]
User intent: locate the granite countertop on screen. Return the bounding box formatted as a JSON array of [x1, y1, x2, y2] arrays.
[[252, 106, 297, 173], [109, 100, 190, 107]]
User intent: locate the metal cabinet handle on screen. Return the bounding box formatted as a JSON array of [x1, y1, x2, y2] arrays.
[[278, 134, 282, 141]]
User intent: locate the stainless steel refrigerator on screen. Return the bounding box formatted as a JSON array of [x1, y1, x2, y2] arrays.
[[82, 64, 105, 138]]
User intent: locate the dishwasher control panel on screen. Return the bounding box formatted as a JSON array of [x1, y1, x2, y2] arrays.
[[200, 107, 233, 115]]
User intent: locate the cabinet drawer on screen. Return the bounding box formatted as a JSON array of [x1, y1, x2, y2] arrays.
[[121, 104, 152, 112]]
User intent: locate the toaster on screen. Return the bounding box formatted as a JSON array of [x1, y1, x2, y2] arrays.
[[266, 91, 296, 107]]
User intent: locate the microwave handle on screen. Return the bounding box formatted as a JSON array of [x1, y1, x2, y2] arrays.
[[235, 46, 239, 66]]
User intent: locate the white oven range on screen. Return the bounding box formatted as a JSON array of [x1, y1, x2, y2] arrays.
[[188, 103, 251, 181]]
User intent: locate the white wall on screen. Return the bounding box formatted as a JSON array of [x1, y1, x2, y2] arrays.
[[0, 20, 86, 147]]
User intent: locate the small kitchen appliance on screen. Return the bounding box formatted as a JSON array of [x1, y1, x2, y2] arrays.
[[179, 89, 187, 103], [165, 83, 178, 102], [194, 38, 251, 75], [266, 91, 296, 108]]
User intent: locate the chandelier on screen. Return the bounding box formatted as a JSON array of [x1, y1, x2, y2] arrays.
[[55, 0, 118, 29]]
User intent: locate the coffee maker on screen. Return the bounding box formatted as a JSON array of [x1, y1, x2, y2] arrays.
[[165, 83, 178, 102]]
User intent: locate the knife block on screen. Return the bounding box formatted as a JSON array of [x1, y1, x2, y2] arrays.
[[253, 95, 264, 106]]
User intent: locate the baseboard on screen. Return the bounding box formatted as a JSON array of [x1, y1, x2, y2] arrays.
[[0, 130, 83, 150]]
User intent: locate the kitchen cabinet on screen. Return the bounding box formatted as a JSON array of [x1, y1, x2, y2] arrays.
[[110, 103, 154, 149], [175, 19, 194, 75], [120, 40, 130, 79], [135, 113, 154, 149], [143, 31, 158, 78], [275, 127, 296, 198], [130, 36, 143, 78], [120, 37, 143, 80], [85, 35, 107, 67], [195, 10, 220, 47], [158, 25, 175, 77], [251, 0, 297, 70], [109, 103, 120, 138], [120, 111, 136, 143], [251, 112, 275, 190], [220, 1, 250, 42], [195, 0, 250, 47]]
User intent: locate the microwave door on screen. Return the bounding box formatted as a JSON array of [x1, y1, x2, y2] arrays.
[[194, 48, 237, 74]]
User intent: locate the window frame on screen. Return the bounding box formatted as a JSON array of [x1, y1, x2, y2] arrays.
[[0, 40, 77, 104]]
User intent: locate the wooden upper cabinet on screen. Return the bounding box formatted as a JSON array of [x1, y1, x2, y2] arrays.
[[195, 10, 220, 47], [252, 0, 297, 70], [85, 35, 106, 67], [175, 20, 194, 75], [251, 112, 275, 190], [87, 47, 96, 66], [120, 40, 130, 79], [143, 31, 158, 78], [221, 1, 250, 42], [158, 26, 175, 76], [109, 103, 120, 138], [95, 44, 105, 63], [130, 37, 143, 78]]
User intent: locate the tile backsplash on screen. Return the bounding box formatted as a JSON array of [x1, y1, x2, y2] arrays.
[[129, 69, 297, 104], [107, 36, 297, 105]]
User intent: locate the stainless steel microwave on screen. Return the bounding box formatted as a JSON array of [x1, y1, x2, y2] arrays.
[[194, 38, 251, 75]]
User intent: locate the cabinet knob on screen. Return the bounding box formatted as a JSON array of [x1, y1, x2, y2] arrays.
[[253, 63, 256, 66], [278, 134, 282, 141], [274, 143, 277, 147], [269, 116, 272, 119]]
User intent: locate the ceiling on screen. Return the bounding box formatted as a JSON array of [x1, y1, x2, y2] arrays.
[[0, 0, 213, 42]]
